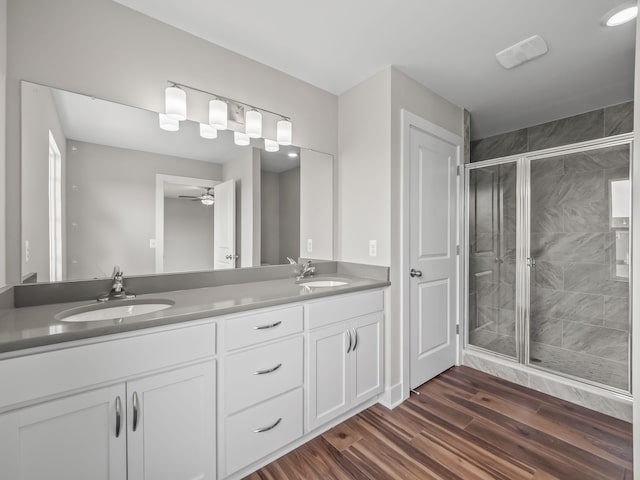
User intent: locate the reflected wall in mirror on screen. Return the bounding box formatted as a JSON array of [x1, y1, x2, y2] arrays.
[[21, 81, 333, 283]]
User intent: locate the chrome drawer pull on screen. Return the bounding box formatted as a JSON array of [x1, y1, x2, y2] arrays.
[[132, 391, 140, 432], [253, 363, 283, 375], [352, 328, 358, 351], [347, 329, 352, 353], [253, 321, 282, 330], [115, 396, 122, 438], [253, 417, 282, 433]]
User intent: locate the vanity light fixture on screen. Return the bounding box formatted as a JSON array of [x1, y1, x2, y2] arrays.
[[163, 81, 293, 145], [199, 123, 218, 139], [603, 2, 638, 26], [234, 131, 251, 146], [159, 113, 180, 131], [245, 109, 262, 138], [165, 84, 187, 121], [264, 139, 279, 152], [277, 119, 293, 145]]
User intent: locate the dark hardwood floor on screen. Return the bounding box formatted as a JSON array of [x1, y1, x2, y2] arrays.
[[245, 366, 633, 480]]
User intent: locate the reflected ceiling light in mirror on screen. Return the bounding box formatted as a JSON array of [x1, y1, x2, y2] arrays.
[[277, 119, 292, 145], [264, 139, 279, 152], [159, 113, 179, 131], [165, 85, 187, 120], [245, 109, 262, 138], [199, 123, 218, 139], [604, 2, 638, 26], [234, 131, 251, 146], [287, 152, 299, 158], [209, 99, 228, 130]]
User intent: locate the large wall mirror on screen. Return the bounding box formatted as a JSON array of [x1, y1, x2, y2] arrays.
[[20, 81, 334, 284]]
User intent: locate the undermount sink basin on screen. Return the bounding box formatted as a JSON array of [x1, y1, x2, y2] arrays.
[[298, 279, 349, 287], [56, 299, 175, 323]]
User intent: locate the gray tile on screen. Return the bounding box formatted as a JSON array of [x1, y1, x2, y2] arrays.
[[497, 308, 515, 336], [563, 144, 629, 174], [531, 232, 606, 263], [468, 292, 477, 329], [531, 156, 564, 180], [499, 258, 516, 285], [476, 281, 499, 307], [562, 322, 629, 363], [564, 263, 629, 297], [531, 287, 604, 322], [604, 101, 634, 136], [562, 201, 608, 233], [604, 296, 630, 331], [464, 110, 471, 164], [532, 261, 563, 290], [470, 129, 528, 162], [531, 205, 564, 233], [476, 305, 498, 330], [528, 110, 604, 151], [529, 314, 562, 347]]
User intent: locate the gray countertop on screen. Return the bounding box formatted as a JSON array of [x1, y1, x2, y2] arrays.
[[0, 274, 389, 355]]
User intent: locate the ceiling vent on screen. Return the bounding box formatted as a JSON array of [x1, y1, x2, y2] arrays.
[[496, 35, 548, 70]]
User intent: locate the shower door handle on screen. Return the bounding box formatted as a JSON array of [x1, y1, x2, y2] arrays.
[[526, 257, 536, 268]]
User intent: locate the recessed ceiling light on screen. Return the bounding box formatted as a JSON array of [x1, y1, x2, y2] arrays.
[[604, 2, 638, 26], [287, 152, 298, 158]]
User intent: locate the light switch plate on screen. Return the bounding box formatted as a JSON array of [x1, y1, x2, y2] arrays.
[[149, 239, 157, 249], [369, 240, 377, 257]]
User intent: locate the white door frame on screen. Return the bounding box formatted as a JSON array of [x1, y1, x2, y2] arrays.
[[400, 109, 464, 400], [155, 174, 219, 274]]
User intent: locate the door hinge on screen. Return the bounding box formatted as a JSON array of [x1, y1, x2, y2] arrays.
[[456, 165, 461, 176], [456, 324, 460, 335], [456, 245, 460, 255]]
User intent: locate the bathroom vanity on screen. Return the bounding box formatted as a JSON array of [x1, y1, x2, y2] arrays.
[[0, 272, 388, 480]]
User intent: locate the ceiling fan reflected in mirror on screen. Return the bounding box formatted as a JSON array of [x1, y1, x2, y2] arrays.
[[179, 187, 215, 206]]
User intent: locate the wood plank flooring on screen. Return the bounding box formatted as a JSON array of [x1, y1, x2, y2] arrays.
[[245, 366, 633, 480]]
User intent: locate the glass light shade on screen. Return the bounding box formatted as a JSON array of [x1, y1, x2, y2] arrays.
[[165, 86, 187, 121], [159, 113, 179, 131], [245, 109, 262, 138], [199, 123, 218, 139], [201, 196, 214, 206], [234, 131, 251, 146], [277, 119, 292, 145], [209, 99, 228, 130], [606, 5, 637, 26], [264, 139, 279, 152]]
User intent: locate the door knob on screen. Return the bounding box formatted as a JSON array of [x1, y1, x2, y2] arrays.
[[410, 268, 423, 278], [225, 254, 238, 260]]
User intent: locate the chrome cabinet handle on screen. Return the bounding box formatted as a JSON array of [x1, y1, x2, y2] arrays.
[[253, 363, 282, 375], [346, 329, 352, 353], [132, 392, 140, 432], [115, 396, 122, 438], [254, 417, 282, 433], [352, 328, 358, 351], [410, 268, 423, 278], [253, 321, 282, 330]]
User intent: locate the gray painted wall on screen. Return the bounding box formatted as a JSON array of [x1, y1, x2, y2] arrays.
[[279, 167, 300, 264], [163, 198, 214, 273], [66, 140, 221, 280], [5, 0, 337, 283], [300, 150, 333, 260], [260, 171, 280, 265], [0, 0, 5, 287]]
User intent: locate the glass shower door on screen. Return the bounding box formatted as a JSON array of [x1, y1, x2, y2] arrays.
[[528, 144, 631, 391], [467, 162, 518, 358]]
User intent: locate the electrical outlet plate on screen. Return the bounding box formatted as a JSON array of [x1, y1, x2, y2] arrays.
[[369, 240, 377, 257], [307, 239, 313, 253]]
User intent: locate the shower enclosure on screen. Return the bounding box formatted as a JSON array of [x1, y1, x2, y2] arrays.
[[466, 136, 632, 393]]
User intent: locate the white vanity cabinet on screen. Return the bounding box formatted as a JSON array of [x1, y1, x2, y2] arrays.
[[305, 291, 384, 432], [0, 322, 217, 480]]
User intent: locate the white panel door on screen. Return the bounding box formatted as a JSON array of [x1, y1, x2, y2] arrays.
[[127, 361, 216, 480], [350, 312, 383, 406], [0, 384, 127, 480], [410, 125, 460, 388], [306, 323, 349, 431], [214, 179, 236, 269]]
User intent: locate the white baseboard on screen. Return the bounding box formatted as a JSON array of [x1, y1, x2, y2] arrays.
[[378, 381, 405, 409]]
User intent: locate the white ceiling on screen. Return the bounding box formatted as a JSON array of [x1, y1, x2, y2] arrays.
[[113, 0, 636, 139], [51, 87, 300, 172]]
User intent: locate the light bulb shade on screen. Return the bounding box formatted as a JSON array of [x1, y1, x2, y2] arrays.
[[245, 109, 262, 138], [201, 196, 214, 206], [165, 86, 187, 120], [277, 119, 292, 145], [199, 123, 218, 139], [159, 113, 179, 131], [264, 139, 279, 152], [234, 131, 251, 146], [209, 99, 228, 130]]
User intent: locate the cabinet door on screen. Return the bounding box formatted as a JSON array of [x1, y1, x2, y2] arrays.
[[350, 313, 384, 406], [127, 361, 216, 480], [0, 384, 127, 480], [306, 323, 349, 432]]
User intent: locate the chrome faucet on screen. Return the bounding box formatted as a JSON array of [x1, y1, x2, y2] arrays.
[[98, 266, 136, 302], [287, 257, 316, 281]]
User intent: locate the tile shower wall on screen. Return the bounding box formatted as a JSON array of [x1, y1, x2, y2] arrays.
[[470, 101, 633, 163], [529, 145, 630, 390]]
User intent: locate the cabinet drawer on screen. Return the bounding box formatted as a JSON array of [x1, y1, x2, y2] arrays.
[[305, 290, 383, 330], [225, 305, 303, 351], [225, 388, 303, 475], [224, 336, 303, 414]]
